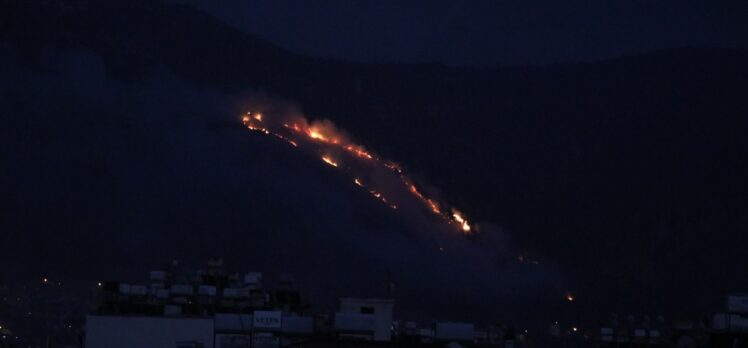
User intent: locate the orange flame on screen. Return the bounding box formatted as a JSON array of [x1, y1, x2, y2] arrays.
[[321, 156, 338, 167], [308, 129, 326, 141], [452, 211, 471, 233], [345, 145, 374, 160], [307, 127, 340, 145]]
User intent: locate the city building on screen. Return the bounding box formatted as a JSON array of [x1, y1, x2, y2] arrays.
[[333, 298, 394, 342], [85, 259, 314, 348], [82, 259, 514, 348]]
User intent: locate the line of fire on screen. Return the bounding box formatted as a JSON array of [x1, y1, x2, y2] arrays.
[[241, 111, 472, 235]]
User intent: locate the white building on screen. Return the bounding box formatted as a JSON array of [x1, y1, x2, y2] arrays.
[[334, 298, 394, 342]]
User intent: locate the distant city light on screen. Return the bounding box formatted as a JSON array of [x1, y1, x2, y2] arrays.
[[42, 277, 48, 283], [566, 293, 574, 302], [572, 327, 578, 332], [97, 282, 102, 287]]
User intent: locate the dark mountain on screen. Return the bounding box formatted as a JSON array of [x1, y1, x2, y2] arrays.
[[1, 0, 747, 323]]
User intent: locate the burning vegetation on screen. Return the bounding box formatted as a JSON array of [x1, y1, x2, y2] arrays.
[[242, 111, 472, 235]]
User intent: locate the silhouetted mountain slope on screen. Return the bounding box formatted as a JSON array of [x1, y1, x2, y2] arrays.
[[2, 0, 747, 319]]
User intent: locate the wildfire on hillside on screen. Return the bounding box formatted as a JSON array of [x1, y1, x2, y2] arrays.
[[242, 111, 472, 235]]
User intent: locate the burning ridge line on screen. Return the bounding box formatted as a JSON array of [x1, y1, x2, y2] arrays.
[[242, 112, 471, 234]]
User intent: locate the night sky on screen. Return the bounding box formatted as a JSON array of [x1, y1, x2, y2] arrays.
[[1, 0, 748, 342], [172, 0, 748, 66]]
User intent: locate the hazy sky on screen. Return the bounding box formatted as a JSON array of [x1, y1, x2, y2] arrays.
[[173, 0, 748, 66]]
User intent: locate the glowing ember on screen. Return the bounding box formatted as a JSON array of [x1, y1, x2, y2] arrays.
[[345, 145, 374, 160], [321, 156, 338, 167], [426, 199, 441, 215], [408, 184, 423, 197], [385, 162, 403, 173]]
